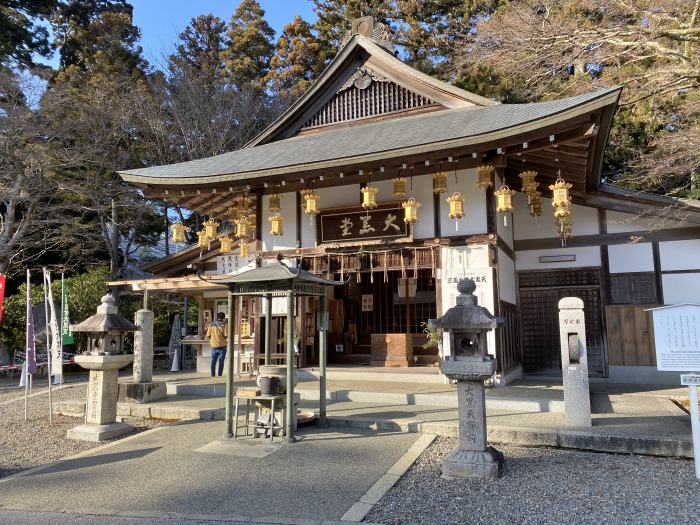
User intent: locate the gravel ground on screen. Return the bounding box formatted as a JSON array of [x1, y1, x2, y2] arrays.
[[366, 437, 700, 525], [0, 381, 173, 479]]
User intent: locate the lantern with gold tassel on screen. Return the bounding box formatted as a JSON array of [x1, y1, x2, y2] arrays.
[[529, 192, 543, 217], [446, 192, 465, 219], [361, 185, 379, 209], [268, 213, 284, 236], [402, 197, 421, 224], [301, 189, 320, 215], [197, 229, 209, 249], [494, 185, 515, 226], [432, 171, 448, 194], [234, 216, 251, 238], [219, 235, 233, 254], [549, 177, 572, 222], [518, 171, 539, 201], [477, 165, 494, 189], [170, 221, 187, 243], [240, 240, 251, 257], [203, 217, 219, 239], [268, 193, 281, 213], [392, 177, 407, 199]]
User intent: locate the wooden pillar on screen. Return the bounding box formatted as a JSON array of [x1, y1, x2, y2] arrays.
[[286, 288, 296, 442], [225, 291, 235, 438], [319, 290, 327, 426], [264, 293, 272, 365]]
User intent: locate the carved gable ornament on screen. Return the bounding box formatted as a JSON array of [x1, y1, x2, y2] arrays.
[[340, 66, 389, 91], [341, 16, 396, 54]]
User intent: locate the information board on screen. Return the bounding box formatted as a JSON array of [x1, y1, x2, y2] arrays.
[[649, 304, 700, 372]]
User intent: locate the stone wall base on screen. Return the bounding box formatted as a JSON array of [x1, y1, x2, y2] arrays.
[[441, 446, 504, 480], [67, 422, 133, 442], [118, 381, 167, 404]]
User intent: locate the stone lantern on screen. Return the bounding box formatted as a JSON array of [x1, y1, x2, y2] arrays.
[[428, 278, 504, 479], [68, 294, 138, 441]]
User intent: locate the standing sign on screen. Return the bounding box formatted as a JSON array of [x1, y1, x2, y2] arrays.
[[648, 304, 700, 371], [648, 304, 700, 479], [216, 254, 256, 275]]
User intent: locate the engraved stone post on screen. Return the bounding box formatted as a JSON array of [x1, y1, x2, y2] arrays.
[[558, 297, 592, 427], [429, 278, 504, 479]]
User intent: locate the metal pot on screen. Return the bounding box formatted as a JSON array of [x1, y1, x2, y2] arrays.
[[259, 376, 280, 396]]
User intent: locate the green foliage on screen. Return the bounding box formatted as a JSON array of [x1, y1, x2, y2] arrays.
[[223, 0, 275, 86], [0, 0, 56, 69]]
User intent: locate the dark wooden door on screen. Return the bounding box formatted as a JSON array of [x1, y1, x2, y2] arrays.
[[519, 269, 605, 376]]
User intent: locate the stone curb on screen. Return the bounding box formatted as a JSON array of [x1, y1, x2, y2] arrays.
[[326, 417, 695, 459], [341, 433, 436, 522]]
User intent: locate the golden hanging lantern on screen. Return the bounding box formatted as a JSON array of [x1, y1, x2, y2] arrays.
[[268, 213, 284, 236], [392, 177, 407, 199], [203, 217, 219, 238], [301, 189, 320, 215], [518, 171, 539, 196], [432, 171, 448, 194], [240, 240, 251, 257], [197, 229, 209, 248], [219, 235, 233, 254], [446, 192, 465, 220], [529, 192, 543, 217], [477, 165, 494, 189], [361, 185, 379, 209], [234, 216, 251, 238], [268, 193, 281, 213], [549, 177, 572, 208], [227, 206, 240, 223], [402, 197, 421, 224], [494, 185, 515, 213], [236, 195, 254, 214], [170, 222, 187, 243]]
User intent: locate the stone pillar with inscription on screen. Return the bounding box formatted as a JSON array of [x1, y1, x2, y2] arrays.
[[118, 309, 167, 403], [429, 278, 504, 479], [558, 297, 591, 427]]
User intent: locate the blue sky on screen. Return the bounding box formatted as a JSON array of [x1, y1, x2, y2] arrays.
[[40, 0, 318, 68]]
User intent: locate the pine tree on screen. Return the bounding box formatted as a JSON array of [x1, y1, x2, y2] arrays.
[[266, 16, 324, 100], [0, 0, 57, 69], [223, 0, 275, 87]]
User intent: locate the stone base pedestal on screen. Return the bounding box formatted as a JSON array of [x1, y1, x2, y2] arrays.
[[67, 422, 133, 442], [118, 381, 167, 403], [441, 446, 504, 480]]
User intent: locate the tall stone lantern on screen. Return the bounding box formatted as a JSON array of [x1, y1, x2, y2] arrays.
[[428, 278, 504, 479], [67, 294, 138, 442]]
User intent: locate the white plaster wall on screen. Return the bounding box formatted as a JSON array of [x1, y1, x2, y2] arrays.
[[438, 168, 488, 236], [498, 248, 517, 304], [515, 246, 601, 271], [662, 273, 700, 304], [411, 174, 436, 239], [659, 240, 700, 271], [317, 183, 361, 209], [606, 210, 684, 233], [608, 243, 654, 273], [262, 191, 297, 251], [512, 193, 599, 240]]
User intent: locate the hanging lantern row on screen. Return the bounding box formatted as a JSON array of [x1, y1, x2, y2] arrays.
[[203, 217, 219, 239], [268, 193, 281, 213], [219, 235, 233, 254], [361, 185, 379, 209], [301, 189, 320, 215], [170, 222, 189, 243], [402, 197, 421, 224], [234, 216, 251, 238], [519, 170, 542, 217], [494, 184, 515, 226], [268, 212, 284, 236], [197, 229, 209, 248], [240, 240, 251, 257], [432, 171, 448, 194], [446, 192, 464, 219], [529, 192, 543, 218], [549, 176, 573, 242], [392, 177, 407, 199]]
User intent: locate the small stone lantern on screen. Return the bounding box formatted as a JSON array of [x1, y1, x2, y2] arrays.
[[68, 294, 138, 442], [429, 278, 504, 479]]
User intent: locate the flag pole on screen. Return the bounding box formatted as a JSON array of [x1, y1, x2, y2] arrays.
[[24, 270, 30, 420], [43, 269, 52, 424], [60, 273, 64, 386]]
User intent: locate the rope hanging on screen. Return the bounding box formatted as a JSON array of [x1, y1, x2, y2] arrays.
[[413, 248, 418, 279], [431, 247, 436, 278], [370, 253, 374, 283], [383, 251, 388, 283], [340, 255, 345, 281], [400, 251, 406, 279]]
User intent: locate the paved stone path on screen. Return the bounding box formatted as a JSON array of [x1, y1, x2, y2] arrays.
[[0, 421, 417, 523]]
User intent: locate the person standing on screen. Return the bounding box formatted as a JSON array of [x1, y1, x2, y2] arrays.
[[207, 312, 228, 377]]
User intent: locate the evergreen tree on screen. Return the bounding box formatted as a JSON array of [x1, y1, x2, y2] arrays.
[[266, 16, 324, 100], [0, 0, 57, 69], [223, 0, 275, 87]]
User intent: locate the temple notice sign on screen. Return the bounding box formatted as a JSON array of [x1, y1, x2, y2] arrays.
[[647, 304, 700, 372]]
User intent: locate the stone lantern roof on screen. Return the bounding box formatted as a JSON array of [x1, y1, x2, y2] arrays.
[[429, 279, 502, 331], [71, 294, 139, 334]]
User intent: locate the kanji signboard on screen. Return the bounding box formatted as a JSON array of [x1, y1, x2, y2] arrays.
[[317, 204, 409, 244]]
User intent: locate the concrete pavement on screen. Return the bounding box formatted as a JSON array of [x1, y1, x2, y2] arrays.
[[0, 421, 417, 523]]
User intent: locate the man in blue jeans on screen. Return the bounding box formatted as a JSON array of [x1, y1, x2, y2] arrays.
[[206, 312, 228, 377]]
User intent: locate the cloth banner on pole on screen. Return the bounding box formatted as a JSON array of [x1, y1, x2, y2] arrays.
[[26, 271, 37, 375], [169, 314, 181, 372], [43, 270, 62, 384], [0, 273, 6, 322], [18, 361, 27, 388], [61, 275, 74, 345]]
